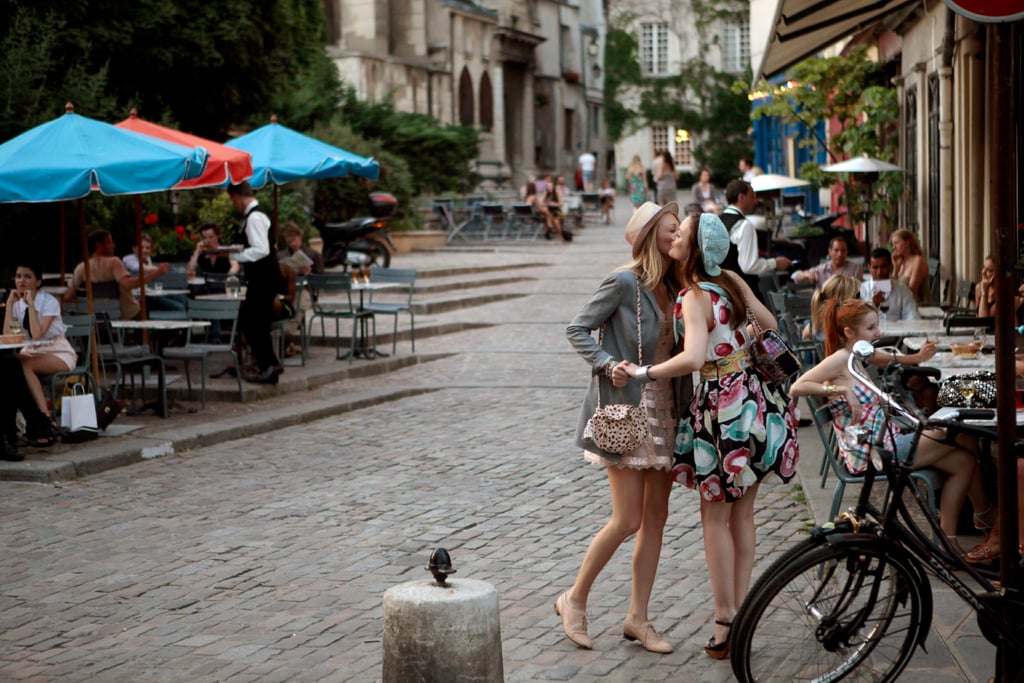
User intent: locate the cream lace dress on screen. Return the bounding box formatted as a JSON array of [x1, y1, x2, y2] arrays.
[[585, 309, 676, 471]]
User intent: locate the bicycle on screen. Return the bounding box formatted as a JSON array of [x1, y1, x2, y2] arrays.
[[730, 339, 1024, 682]]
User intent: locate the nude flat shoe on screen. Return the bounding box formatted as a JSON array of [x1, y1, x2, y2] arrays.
[[555, 592, 592, 649], [622, 618, 673, 654]]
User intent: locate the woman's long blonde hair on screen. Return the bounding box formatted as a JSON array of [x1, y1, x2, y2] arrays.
[[810, 275, 861, 336], [616, 215, 679, 292], [627, 155, 645, 178]]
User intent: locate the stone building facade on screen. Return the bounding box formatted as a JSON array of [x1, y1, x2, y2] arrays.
[[323, 0, 607, 189]]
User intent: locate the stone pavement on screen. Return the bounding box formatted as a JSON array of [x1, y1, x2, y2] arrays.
[[0, 197, 996, 681]]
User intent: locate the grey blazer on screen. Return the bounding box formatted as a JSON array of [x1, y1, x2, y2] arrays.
[[566, 269, 666, 462]]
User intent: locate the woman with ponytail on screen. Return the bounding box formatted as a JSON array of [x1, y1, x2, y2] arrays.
[[789, 299, 993, 551]]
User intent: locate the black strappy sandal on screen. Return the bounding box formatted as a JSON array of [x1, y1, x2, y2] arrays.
[[704, 619, 732, 660], [25, 419, 59, 448]]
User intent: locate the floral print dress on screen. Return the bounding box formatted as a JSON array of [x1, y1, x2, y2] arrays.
[[672, 283, 801, 502]]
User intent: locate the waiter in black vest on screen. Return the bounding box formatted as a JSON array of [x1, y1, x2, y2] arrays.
[[228, 181, 284, 385], [717, 179, 792, 304]]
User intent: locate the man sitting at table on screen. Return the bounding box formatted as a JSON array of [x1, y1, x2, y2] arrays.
[[64, 229, 169, 320], [791, 236, 862, 290], [277, 221, 323, 276], [859, 247, 920, 321], [123, 233, 185, 312]]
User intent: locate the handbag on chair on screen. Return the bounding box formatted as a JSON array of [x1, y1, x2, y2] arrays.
[[586, 277, 650, 455]]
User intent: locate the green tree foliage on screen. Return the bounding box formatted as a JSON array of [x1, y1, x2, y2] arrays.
[[0, 0, 340, 140], [737, 45, 902, 232], [337, 86, 479, 197]]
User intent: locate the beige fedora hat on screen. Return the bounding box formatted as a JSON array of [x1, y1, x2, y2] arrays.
[[624, 201, 678, 258]]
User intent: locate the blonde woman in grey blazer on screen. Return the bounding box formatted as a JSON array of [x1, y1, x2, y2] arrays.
[[556, 201, 687, 654]]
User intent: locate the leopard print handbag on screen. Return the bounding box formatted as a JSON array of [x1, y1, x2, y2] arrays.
[[587, 278, 650, 455]]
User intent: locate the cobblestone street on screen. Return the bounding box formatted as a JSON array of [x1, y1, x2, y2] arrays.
[[4, 203, 967, 681]]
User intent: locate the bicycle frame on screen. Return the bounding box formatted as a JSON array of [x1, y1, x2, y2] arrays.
[[836, 340, 1023, 651]]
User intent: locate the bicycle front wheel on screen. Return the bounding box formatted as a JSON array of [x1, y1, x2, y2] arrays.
[[731, 543, 927, 682]]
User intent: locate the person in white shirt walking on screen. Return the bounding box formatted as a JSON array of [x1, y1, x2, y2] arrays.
[[578, 151, 597, 192]]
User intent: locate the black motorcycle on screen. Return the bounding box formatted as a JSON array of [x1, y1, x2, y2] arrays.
[[315, 192, 397, 270]]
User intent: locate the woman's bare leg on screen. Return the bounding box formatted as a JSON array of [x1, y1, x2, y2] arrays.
[[566, 466, 646, 610], [19, 356, 65, 416], [626, 469, 672, 624]]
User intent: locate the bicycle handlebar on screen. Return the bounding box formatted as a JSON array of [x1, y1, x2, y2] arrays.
[[847, 340, 922, 432]]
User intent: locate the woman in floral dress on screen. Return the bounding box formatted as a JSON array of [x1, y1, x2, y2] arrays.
[[616, 213, 799, 659]]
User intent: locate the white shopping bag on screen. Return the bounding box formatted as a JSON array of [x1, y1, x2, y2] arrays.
[[60, 383, 98, 439]]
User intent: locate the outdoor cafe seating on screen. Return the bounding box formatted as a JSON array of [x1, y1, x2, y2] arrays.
[[162, 298, 242, 409]]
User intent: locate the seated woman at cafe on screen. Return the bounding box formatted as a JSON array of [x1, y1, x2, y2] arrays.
[[188, 222, 239, 292], [524, 182, 563, 241], [3, 262, 74, 446], [891, 228, 930, 303], [975, 254, 1024, 318], [790, 298, 993, 552], [803, 274, 861, 342]]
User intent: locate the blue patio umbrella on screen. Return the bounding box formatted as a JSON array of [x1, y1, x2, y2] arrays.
[[0, 104, 210, 373], [0, 106, 209, 202], [224, 117, 379, 188]]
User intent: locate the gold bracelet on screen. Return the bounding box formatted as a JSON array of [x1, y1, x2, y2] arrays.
[[823, 383, 841, 397]]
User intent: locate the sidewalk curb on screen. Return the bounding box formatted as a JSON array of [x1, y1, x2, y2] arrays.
[[1, 386, 440, 484]]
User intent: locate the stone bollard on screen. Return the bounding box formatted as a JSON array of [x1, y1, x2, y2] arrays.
[[382, 550, 503, 683]]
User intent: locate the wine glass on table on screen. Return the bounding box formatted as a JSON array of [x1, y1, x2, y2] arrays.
[[8, 318, 23, 337], [959, 384, 976, 409], [878, 297, 890, 333]]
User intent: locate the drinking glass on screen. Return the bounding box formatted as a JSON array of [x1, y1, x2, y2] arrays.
[[8, 319, 22, 336], [959, 385, 976, 408], [972, 328, 987, 348], [150, 281, 163, 293]]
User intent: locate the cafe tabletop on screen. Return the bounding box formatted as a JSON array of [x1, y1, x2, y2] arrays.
[[905, 335, 979, 351], [194, 294, 244, 301], [187, 277, 206, 286], [924, 351, 995, 371], [135, 288, 189, 297], [0, 339, 52, 352], [879, 318, 946, 337], [918, 306, 946, 320], [351, 281, 402, 292], [41, 285, 67, 295], [110, 320, 210, 331]]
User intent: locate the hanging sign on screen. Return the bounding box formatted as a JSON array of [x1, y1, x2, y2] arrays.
[[943, 0, 1024, 22]]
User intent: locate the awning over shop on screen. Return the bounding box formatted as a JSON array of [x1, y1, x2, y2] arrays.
[[757, 0, 917, 80]]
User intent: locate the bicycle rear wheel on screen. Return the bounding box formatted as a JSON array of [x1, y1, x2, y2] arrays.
[[731, 543, 926, 682]]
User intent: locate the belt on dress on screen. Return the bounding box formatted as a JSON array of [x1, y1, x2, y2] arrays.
[[700, 348, 751, 380]]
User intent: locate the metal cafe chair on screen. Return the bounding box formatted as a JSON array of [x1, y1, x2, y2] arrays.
[[162, 298, 242, 408], [305, 273, 376, 363], [363, 268, 416, 354]]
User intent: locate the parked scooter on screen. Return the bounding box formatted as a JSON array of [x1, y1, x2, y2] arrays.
[[315, 192, 397, 270]]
